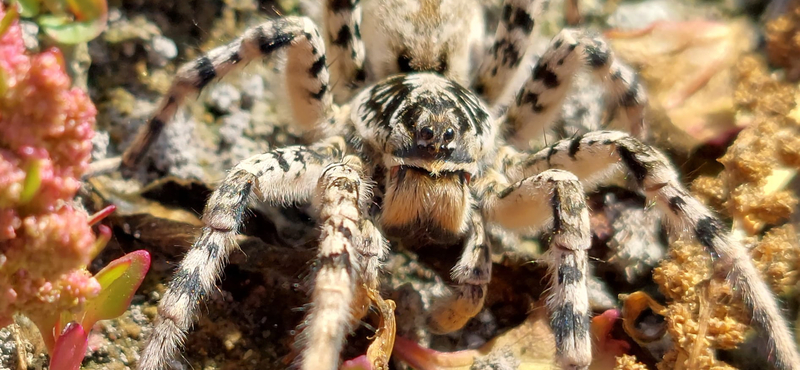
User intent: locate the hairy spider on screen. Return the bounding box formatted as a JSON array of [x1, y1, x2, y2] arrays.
[[126, 0, 800, 369]]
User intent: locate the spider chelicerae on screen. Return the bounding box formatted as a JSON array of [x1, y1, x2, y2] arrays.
[[119, 0, 800, 369]]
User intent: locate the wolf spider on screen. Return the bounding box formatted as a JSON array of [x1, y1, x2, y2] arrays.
[[124, 0, 800, 369]]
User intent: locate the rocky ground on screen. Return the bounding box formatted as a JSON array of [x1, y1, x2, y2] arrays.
[[2, 0, 800, 369]]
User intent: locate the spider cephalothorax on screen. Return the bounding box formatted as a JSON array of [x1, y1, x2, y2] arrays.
[[121, 1, 800, 370], [352, 74, 494, 245]]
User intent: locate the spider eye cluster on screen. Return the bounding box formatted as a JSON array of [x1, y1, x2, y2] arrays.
[[353, 73, 495, 175], [413, 118, 458, 157]]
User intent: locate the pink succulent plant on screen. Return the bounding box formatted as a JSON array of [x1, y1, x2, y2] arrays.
[[1, 4, 148, 370], [1, 0, 99, 328]]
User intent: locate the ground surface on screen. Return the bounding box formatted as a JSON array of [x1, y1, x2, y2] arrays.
[[2, 0, 800, 369]]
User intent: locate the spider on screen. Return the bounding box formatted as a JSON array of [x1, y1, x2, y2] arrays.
[[124, 0, 800, 369]]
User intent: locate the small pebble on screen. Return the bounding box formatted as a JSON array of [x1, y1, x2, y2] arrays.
[[240, 76, 265, 109], [19, 20, 39, 52], [219, 111, 251, 145], [91, 130, 110, 161], [606, 0, 682, 30], [206, 83, 242, 114], [149, 35, 178, 67]]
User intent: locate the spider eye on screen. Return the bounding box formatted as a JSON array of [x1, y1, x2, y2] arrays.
[[397, 54, 413, 73], [442, 127, 455, 143]]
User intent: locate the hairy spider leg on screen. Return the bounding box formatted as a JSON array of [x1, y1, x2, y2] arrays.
[[121, 17, 332, 171]]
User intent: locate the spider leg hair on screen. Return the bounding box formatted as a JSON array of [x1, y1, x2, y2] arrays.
[[504, 130, 800, 370], [427, 211, 492, 334], [136, 138, 345, 370], [296, 157, 388, 370], [324, 0, 367, 103], [477, 168, 592, 369], [503, 29, 648, 149], [475, 0, 550, 104], [121, 16, 332, 171]]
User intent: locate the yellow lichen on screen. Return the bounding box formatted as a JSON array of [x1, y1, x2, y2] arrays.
[[614, 354, 648, 370], [646, 55, 800, 370], [653, 240, 749, 369], [692, 55, 799, 236], [765, 0, 800, 80], [750, 225, 800, 295]]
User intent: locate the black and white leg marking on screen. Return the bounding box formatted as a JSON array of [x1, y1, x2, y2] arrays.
[[508, 131, 800, 370], [297, 157, 384, 370], [427, 211, 492, 334], [476, 0, 549, 104], [478, 168, 592, 369], [121, 16, 332, 170], [324, 0, 367, 103], [136, 139, 344, 370], [504, 29, 648, 149]]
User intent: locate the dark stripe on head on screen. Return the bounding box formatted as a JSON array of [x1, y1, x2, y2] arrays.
[[443, 81, 491, 136], [362, 75, 414, 131]]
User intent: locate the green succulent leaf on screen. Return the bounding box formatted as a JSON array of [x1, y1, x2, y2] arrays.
[[38, 0, 107, 44], [14, 0, 39, 18], [80, 250, 151, 330], [19, 159, 42, 204], [66, 0, 103, 20]]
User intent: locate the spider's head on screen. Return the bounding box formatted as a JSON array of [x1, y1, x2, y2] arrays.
[[353, 73, 495, 245], [354, 73, 495, 177], [360, 0, 484, 85]]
